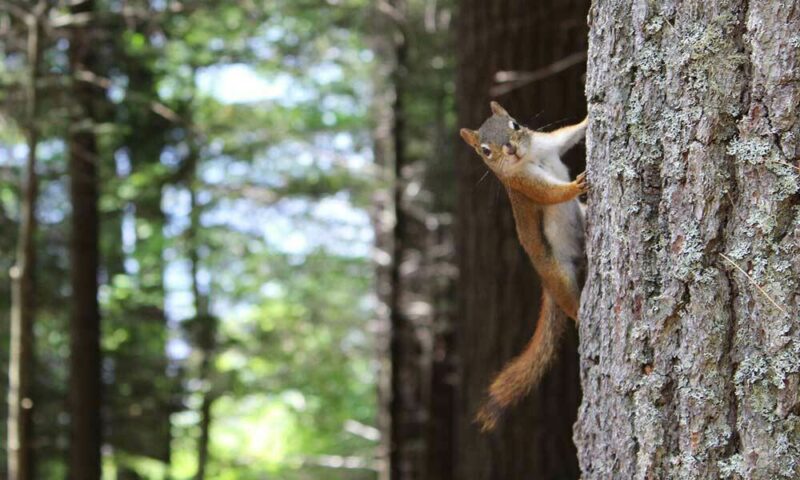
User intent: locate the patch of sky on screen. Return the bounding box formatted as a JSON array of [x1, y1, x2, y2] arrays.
[[260, 281, 285, 298], [37, 177, 68, 225], [4, 139, 65, 167], [39, 139, 65, 162], [308, 61, 344, 85], [200, 157, 234, 185], [333, 132, 354, 151], [167, 337, 191, 362], [121, 204, 136, 255], [150, 31, 166, 49], [114, 148, 132, 176], [320, 133, 372, 170], [162, 186, 191, 235], [196, 64, 295, 104], [207, 138, 225, 156], [201, 197, 274, 238], [164, 258, 195, 323], [225, 159, 251, 178], [208, 37, 225, 53], [321, 92, 359, 116], [247, 34, 277, 61], [124, 258, 139, 275], [160, 144, 187, 170], [256, 136, 369, 174], [252, 140, 314, 174], [107, 74, 128, 103], [196, 268, 211, 296], [199, 193, 368, 257], [11, 144, 28, 164]]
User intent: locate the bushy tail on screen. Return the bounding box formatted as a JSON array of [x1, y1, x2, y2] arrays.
[[476, 291, 568, 431]]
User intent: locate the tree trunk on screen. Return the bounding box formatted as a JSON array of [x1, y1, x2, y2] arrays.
[[195, 394, 214, 480], [68, 1, 103, 478], [377, 1, 459, 478], [192, 275, 216, 479], [386, 2, 428, 479], [107, 20, 173, 464], [455, 1, 588, 479], [576, 1, 800, 478], [188, 146, 217, 480], [7, 6, 44, 479]]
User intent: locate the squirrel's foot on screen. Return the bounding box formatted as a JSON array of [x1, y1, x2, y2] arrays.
[[574, 171, 589, 194]]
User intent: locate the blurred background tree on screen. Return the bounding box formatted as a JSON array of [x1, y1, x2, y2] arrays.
[[0, 0, 588, 479], [454, 1, 588, 479]]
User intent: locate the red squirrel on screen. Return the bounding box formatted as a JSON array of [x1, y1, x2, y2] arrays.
[[460, 102, 588, 431]]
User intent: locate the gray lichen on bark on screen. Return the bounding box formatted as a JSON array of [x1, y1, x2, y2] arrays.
[[576, 1, 800, 479]]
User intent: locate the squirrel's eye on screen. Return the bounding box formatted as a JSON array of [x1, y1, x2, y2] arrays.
[[509, 120, 521, 131], [480, 144, 492, 157]]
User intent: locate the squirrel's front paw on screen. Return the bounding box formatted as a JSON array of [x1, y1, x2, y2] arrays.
[[574, 172, 589, 194]]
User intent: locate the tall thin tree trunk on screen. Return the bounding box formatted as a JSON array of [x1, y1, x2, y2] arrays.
[[188, 148, 216, 480], [455, 1, 588, 478], [7, 5, 44, 479], [369, 13, 395, 478], [425, 69, 457, 480], [195, 394, 213, 480], [576, 1, 800, 478], [68, 0, 103, 478], [373, 2, 458, 478], [386, 1, 431, 479]]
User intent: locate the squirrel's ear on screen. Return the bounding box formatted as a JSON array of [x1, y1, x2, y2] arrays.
[[460, 128, 480, 148], [490, 101, 509, 116]]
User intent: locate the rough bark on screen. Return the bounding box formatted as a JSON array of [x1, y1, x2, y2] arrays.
[[7, 5, 44, 479], [68, 1, 103, 478], [455, 1, 588, 479], [577, 1, 800, 479]]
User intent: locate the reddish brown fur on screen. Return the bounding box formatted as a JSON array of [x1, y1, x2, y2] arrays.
[[475, 292, 568, 431], [461, 103, 587, 432], [506, 189, 582, 320]]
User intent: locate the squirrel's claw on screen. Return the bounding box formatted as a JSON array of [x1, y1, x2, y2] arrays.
[[575, 171, 589, 194]]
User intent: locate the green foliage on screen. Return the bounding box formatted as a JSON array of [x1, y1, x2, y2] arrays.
[[2, 0, 382, 478]]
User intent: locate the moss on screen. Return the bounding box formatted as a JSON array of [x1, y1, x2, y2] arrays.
[[636, 45, 663, 76], [727, 137, 772, 164], [674, 227, 704, 281], [775, 432, 799, 477], [734, 356, 769, 395], [725, 243, 750, 261], [770, 167, 800, 200], [745, 201, 778, 236], [718, 454, 746, 478], [771, 346, 800, 390], [644, 15, 664, 36], [728, 137, 799, 201]]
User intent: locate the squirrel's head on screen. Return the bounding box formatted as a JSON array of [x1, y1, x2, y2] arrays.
[[460, 101, 532, 181]]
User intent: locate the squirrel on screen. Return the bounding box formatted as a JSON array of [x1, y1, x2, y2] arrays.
[[460, 101, 588, 431]]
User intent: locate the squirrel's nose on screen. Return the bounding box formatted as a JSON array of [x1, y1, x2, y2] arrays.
[[504, 143, 517, 156]]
